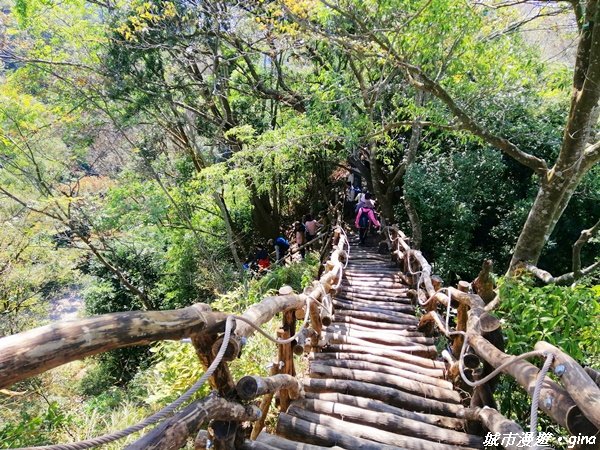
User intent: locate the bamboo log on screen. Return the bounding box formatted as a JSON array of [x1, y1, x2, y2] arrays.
[[277, 413, 402, 450], [304, 391, 464, 430], [322, 343, 445, 370], [534, 341, 600, 429], [286, 406, 478, 450], [0, 303, 224, 389], [345, 268, 403, 274], [334, 310, 418, 326], [310, 351, 445, 378], [236, 374, 302, 401], [324, 331, 434, 353], [309, 363, 461, 403], [323, 327, 434, 345], [125, 393, 261, 450], [332, 298, 413, 314], [250, 365, 278, 440], [451, 281, 470, 357], [311, 358, 451, 389], [459, 407, 524, 450], [338, 286, 409, 297], [292, 327, 315, 355], [254, 431, 345, 450], [342, 280, 407, 289], [468, 333, 596, 434], [303, 378, 462, 416], [324, 333, 436, 357], [332, 298, 414, 314], [328, 322, 423, 336], [332, 315, 417, 330], [337, 293, 412, 305], [290, 398, 482, 447]]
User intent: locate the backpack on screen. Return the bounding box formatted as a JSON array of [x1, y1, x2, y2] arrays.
[[358, 208, 370, 228]]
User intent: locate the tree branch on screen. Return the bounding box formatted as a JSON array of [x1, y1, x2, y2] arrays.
[[523, 216, 600, 284], [404, 66, 549, 175], [572, 216, 600, 277]]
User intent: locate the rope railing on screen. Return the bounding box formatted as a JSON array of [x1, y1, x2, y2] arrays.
[[11, 316, 237, 450], [388, 225, 599, 440], [3, 222, 349, 450]]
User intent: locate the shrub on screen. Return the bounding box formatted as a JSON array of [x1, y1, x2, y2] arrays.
[[493, 279, 600, 443]]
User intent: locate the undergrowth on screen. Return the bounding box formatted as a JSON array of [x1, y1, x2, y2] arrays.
[[493, 279, 600, 448], [1, 255, 319, 448]]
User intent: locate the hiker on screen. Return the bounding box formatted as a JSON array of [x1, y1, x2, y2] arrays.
[[344, 181, 360, 219], [355, 193, 380, 245], [304, 214, 321, 244], [294, 221, 306, 259], [355, 190, 374, 212], [254, 244, 270, 271], [269, 236, 290, 264]]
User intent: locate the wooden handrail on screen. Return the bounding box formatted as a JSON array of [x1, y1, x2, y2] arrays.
[[393, 223, 599, 437], [0, 303, 226, 389]]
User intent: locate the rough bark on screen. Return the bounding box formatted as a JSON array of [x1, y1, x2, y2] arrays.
[[303, 378, 462, 416], [535, 341, 600, 429], [509, 0, 600, 269], [289, 398, 482, 447], [303, 391, 464, 429], [212, 191, 243, 271], [0, 303, 222, 389], [468, 333, 596, 434], [125, 394, 261, 450]]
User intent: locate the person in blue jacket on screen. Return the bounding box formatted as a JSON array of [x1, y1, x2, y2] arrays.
[[268, 236, 290, 264]]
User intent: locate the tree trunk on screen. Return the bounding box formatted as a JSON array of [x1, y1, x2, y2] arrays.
[[249, 184, 280, 239], [212, 191, 243, 271]]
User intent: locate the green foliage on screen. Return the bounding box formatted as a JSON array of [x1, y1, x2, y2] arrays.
[[135, 256, 319, 406], [0, 400, 73, 448], [403, 147, 528, 280], [498, 280, 600, 366], [494, 280, 600, 429]]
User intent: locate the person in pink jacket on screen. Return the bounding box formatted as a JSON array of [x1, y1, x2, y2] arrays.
[[355, 193, 380, 245]]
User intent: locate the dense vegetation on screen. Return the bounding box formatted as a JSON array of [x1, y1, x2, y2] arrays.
[[1, 0, 599, 447]]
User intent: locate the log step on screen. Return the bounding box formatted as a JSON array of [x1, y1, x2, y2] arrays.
[[308, 364, 461, 403], [290, 398, 483, 447], [264, 234, 481, 449], [309, 351, 446, 378]]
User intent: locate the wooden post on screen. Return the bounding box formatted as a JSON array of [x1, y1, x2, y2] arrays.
[[472, 260, 495, 304], [277, 309, 296, 413], [451, 281, 470, 358], [459, 407, 524, 450], [236, 374, 303, 401], [250, 364, 278, 440], [191, 333, 236, 396], [125, 393, 261, 450], [195, 430, 209, 450], [212, 420, 238, 450]]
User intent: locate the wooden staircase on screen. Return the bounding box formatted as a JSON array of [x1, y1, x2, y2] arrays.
[[250, 235, 484, 449]]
